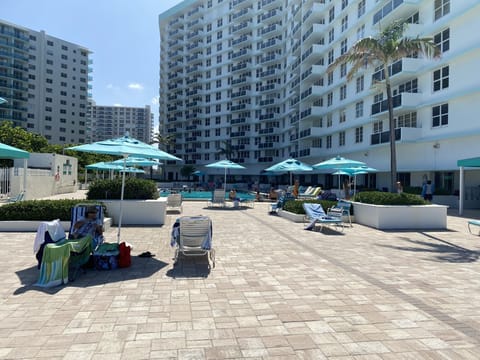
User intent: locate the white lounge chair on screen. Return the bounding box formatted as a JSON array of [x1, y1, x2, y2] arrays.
[[173, 216, 215, 268], [166, 193, 183, 213], [303, 203, 344, 233], [207, 189, 226, 207]]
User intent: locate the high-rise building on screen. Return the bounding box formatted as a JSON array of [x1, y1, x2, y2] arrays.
[[0, 19, 91, 144], [88, 100, 153, 144], [159, 0, 480, 191]]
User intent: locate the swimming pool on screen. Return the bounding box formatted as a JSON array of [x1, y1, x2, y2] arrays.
[[160, 190, 255, 201]]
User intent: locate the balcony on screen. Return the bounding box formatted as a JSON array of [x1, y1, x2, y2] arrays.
[[230, 89, 251, 99], [258, 142, 274, 149], [373, 0, 421, 25], [371, 57, 423, 84], [259, 113, 275, 121], [230, 131, 246, 138], [259, 68, 280, 79], [260, 0, 276, 10], [299, 126, 323, 139], [260, 23, 281, 36], [305, 2, 327, 27], [231, 34, 250, 47], [231, 21, 251, 35], [258, 38, 281, 51], [260, 9, 281, 22], [232, 7, 253, 22], [370, 126, 422, 145], [300, 106, 322, 120], [230, 48, 251, 60], [371, 92, 421, 116], [302, 23, 326, 47], [301, 44, 324, 65], [259, 98, 275, 106]]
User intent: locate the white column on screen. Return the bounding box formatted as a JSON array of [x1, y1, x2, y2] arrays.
[[459, 166, 464, 216]]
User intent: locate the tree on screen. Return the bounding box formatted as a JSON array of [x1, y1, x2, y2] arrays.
[[180, 165, 196, 180], [216, 140, 237, 160], [327, 20, 438, 192], [151, 132, 176, 180]]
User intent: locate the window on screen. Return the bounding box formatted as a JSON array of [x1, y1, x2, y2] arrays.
[[434, 0, 450, 21], [328, 49, 334, 65], [339, 131, 346, 146], [216, 68, 222, 76], [328, 28, 334, 43], [216, 116, 221, 124], [432, 103, 448, 127], [207, 23, 212, 31], [46, 59, 53, 65], [357, 24, 365, 40], [47, 40, 54, 46], [341, 16, 348, 32], [216, 104, 221, 112], [355, 126, 363, 143], [217, 43, 222, 51], [327, 92, 333, 106], [396, 112, 417, 128], [356, 75, 364, 93], [339, 109, 346, 123], [215, 128, 221, 136], [217, 18, 223, 27], [329, 7, 335, 23], [217, 30, 222, 40], [342, 0, 348, 10], [340, 39, 347, 55], [355, 101, 363, 118], [373, 120, 383, 133], [327, 71, 334, 85], [327, 114, 332, 127], [434, 28, 450, 53], [433, 66, 449, 91], [216, 55, 222, 63], [339, 85, 347, 100], [358, 0, 366, 18], [207, 35, 212, 43], [340, 63, 347, 77], [216, 79, 221, 88], [326, 135, 332, 148]]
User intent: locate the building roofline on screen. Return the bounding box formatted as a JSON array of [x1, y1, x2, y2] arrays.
[[158, 0, 198, 23]]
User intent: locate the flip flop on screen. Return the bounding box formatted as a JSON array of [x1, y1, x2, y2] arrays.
[[139, 251, 155, 258]]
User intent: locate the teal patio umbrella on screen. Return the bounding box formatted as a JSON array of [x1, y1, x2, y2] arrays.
[[0, 142, 29, 199], [68, 134, 181, 243], [313, 156, 366, 170], [264, 158, 313, 185], [205, 159, 245, 193], [112, 157, 162, 167]]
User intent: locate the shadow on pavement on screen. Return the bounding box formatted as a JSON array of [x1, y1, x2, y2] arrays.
[[14, 256, 169, 295], [377, 234, 479, 263], [166, 255, 211, 278]]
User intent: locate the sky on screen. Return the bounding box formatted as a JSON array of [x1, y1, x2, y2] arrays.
[[1, 0, 185, 130]]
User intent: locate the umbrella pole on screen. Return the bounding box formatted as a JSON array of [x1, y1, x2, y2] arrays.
[[23, 159, 27, 199], [224, 168, 227, 194], [117, 155, 127, 243]]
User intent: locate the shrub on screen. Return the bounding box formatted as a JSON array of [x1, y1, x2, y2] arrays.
[[403, 186, 422, 195], [0, 200, 105, 221], [87, 178, 159, 200], [283, 199, 338, 215], [352, 191, 427, 205]]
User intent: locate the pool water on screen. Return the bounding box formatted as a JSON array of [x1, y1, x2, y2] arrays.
[[160, 190, 255, 201]]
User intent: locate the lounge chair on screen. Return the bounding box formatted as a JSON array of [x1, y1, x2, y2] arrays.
[[172, 215, 215, 268], [270, 192, 295, 213], [166, 193, 183, 213], [69, 203, 105, 249], [303, 203, 344, 232], [327, 200, 352, 226], [7, 191, 24, 203], [208, 189, 226, 207]]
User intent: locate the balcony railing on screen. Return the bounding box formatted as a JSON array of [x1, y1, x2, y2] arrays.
[[370, 128, 401, 145]]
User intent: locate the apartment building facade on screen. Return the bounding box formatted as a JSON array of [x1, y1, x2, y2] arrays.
[[0, 19, 91, 144], [158, 0, 480, 192], [88, 101, 153, 144]]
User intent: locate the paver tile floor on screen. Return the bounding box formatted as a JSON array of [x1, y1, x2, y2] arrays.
[[1, 200, 479, 359]]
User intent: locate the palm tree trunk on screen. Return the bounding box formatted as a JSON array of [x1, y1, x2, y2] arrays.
[[385, 69, 397, 192]]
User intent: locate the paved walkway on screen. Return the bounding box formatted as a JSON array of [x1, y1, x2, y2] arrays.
[[1, 197, 480, 359]]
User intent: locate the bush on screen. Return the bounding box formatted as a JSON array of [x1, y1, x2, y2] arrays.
[[0, 200, 105, 221], [283, 199, 338, 215], [403, 186, 422, 195], [352, 191, 427, 205], [87, 178, 159, 200]]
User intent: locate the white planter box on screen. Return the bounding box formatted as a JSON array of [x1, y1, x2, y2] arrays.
[[278, 209, 305, 223], [102, 198, 167, 225], [0, 218, 112, 232], [352, 201, 448, 230]]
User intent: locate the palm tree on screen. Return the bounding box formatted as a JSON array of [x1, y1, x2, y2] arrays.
[[216, 140, 237, 161], [150, 132, 176, 180], [328, 20, 438, 192]]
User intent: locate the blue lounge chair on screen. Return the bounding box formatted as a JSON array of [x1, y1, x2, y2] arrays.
[[7, 191, 24, 203], [303, 203, 344, 232], [270, 192, 295, 213], [327, 200, 352, 226]]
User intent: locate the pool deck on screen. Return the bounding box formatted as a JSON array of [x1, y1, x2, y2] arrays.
[[1, 192, 480, 359]]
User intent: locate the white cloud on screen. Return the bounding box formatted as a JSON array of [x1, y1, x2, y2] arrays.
[[128, 83, 144, 90], [113, 103, 123, 107]]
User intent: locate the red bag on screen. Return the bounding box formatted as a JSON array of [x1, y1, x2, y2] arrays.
[[118, 242, 131, 268]]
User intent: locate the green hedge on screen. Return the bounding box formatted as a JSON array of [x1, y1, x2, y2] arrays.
[[352, 191, 427, 205], [0, 200, 105, 221], [283, 199, 338, 215], [87, 178, 159, 200]]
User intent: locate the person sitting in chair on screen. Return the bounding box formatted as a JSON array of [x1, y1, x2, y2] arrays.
[[70, 206, 103, 240], [229, 188, 237, 201]]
